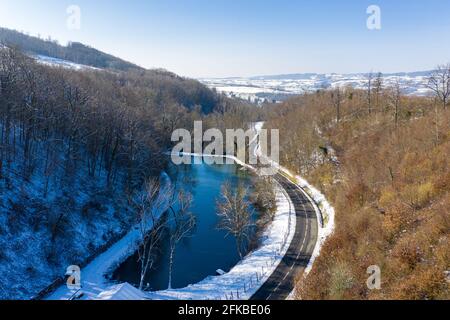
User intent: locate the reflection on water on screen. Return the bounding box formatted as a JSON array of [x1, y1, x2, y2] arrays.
[[112, 158, 255, 291]]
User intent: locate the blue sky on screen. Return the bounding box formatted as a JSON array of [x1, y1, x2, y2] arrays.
[[0, 0, 449, 77]]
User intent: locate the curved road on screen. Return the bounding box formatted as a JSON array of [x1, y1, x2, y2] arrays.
[[251, 173, 319, 300]]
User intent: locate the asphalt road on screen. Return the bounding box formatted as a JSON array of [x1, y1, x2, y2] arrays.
[[250, 173, 319, 300]]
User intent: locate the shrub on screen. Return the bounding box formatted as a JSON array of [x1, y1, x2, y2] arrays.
[[251, 178, 277, 221], [328, 261, 355, 300], [401, 182, 435, 209]]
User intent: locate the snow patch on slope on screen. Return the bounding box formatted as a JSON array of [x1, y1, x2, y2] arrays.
[[33, 55, 100, 71]]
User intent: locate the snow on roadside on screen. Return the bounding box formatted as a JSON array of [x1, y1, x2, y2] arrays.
[[47, 151, 296, 301], [46, 118, 331, 301]]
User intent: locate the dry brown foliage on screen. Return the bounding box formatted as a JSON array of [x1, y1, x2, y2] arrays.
[[265, 88, 449, 300]]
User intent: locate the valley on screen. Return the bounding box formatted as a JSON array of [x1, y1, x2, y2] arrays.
[[0, 0, 449, 304]]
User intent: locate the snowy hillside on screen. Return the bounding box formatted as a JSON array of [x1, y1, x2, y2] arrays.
[[33, 55, 101, 71], [200, 71, 433, 104], [0, 138, 137, 300]]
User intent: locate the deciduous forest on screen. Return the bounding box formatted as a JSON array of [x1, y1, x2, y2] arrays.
[[264, 78, 449, 299]]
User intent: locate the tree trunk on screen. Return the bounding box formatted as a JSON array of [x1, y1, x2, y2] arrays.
[[236, 235, 243, 259], [168, 246, 175, 290]]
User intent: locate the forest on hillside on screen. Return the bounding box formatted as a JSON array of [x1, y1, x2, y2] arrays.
[[263, 71, 449, 299]]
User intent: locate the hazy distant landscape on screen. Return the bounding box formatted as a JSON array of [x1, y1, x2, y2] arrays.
[[201, 71, 432, 104]]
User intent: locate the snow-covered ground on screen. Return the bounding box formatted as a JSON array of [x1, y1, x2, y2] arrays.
[[0, 125, 143, 300], [287, 175, 335, 275], [252, 122, 335, 295], [201, 71, 432, 103]]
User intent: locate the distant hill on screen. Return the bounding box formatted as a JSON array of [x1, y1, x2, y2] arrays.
[[0, 27, 142, 72], [250, 73, 320, 80]]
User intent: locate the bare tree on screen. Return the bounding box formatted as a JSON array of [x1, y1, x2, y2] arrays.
[[374, 72, 384, 114], [427, 64, 450, 110], [216, 182, 254, 259], [167, 190, 196, 289], [131, 178, 172, 291]]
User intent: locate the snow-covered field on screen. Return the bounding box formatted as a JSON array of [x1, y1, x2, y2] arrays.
[[200, 71, 432, 103], [33, 55, 100, 71], [46, 173, 172, 301]]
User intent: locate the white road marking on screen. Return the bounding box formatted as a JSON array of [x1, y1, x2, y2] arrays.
[[259, 174, 317, 300]]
